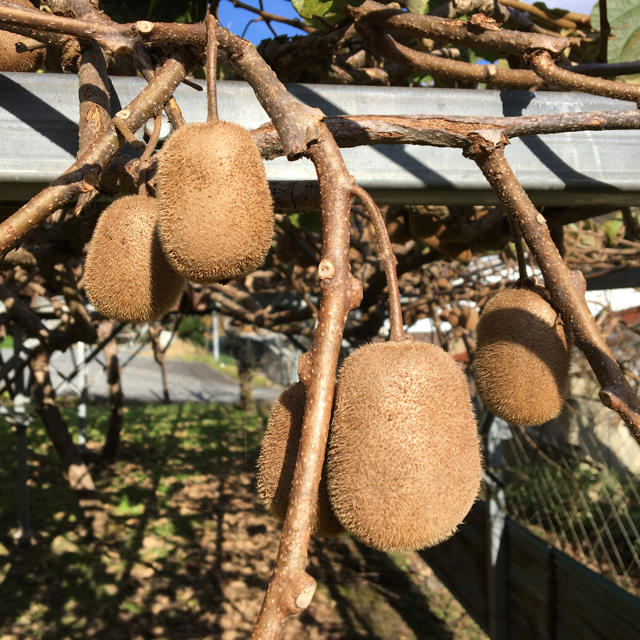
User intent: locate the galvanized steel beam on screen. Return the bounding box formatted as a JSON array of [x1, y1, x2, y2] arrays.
[[0, 71, 639, 206]]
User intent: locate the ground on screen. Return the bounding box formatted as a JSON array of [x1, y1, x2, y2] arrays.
[[0, 401, 487, 639]]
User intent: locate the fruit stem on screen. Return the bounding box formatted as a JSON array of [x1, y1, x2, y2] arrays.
[[137, 113, 163, 196], [352, 184, 406, 342], [507, 214, 528, 282], [205, 14, 219, 124]]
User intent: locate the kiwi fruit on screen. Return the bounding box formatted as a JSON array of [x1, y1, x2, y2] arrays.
[[256, 383, 342, 537], [156, 121, 274, 283], [0, 1, 44, 72], [327, 341, 482, 552], [408, 210, 445, 245], [474, 287, 570, 426], [84, 194, 185, 323]]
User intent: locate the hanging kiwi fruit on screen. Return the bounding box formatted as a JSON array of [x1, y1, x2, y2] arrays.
[[257, 383, 342, 537], [322, 188, 482, 552], [156, 15, 274, 284], [326, 340, 482, 552], [474, 286, 570, 426], [83, 194, 185, 323], [0, 0, 44, 72]]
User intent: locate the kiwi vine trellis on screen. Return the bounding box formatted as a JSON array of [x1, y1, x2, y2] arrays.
[[1, 0, 640, 636]]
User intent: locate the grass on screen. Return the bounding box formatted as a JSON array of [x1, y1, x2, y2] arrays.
[[0, 400, 485, 639]]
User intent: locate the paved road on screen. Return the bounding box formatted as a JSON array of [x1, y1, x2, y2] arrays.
[[42, 347, 281, 404]]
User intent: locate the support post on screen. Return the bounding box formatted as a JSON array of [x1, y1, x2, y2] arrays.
[[211, 310, 220, 362], [74, 341, 87, 452], [486, 412, 510, 640], [12, 328, 33, 545]]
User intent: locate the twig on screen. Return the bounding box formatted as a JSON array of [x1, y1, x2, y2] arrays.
[[0, 53, 188, 255], [230, 0, 314, 34], [465, 133, 640, 443], [507, 215, 528, 281], [529, 50, 640, 104], [349, 0, 570, 55], [598, 0, 609, 64], [352, 184, 405, 342]]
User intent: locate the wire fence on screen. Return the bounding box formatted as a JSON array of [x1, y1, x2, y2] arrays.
[[489, 411, 640, 596]]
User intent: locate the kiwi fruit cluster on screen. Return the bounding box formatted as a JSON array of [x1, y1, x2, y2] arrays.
[[258, 341, 482, 551], [84, 195, 185, 323], [256, 383, 342, 537], [156, 121, 274, 283], [0, 0, 44, 72], [474, 287, 570, 426]]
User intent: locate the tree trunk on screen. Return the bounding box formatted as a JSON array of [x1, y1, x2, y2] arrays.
[[30, 347, 106, 537], [98, 320, 123, 463], [149, 324, 170, 404], [237, 357, 255, 413]]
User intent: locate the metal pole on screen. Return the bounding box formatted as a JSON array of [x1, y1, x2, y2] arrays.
[[74, 341, 87, 451], [212, 310, 220, 362], [486, 412, 510, 640], [12, 327, 33, 545]]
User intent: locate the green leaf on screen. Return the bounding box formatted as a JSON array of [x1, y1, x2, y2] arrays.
[[592, 0, 640, 63], [604, 218, 623, 245], [291, 0, 365, 26], [406, 0, 429, 14], [291, 0, 336, 20], [289, 211, 322, 233]]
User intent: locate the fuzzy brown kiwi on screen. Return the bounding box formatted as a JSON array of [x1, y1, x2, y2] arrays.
[[84, 194, 185, 323], [474, 287, 570, 426], [0, 0, 44, 72], [256, 383, 342, 537], [156, 121, 274, 283], [407, 210, 444, 244], [327, 341, 482, 552]]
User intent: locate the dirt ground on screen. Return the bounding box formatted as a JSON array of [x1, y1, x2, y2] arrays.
[[0, 402, 487, 639]]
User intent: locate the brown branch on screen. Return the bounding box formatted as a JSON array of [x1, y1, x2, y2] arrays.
[[529, 50, 640, 104], [0, 52, 188, 255], [0, 2, 134, 54], [352, 184, 405, 342], [252, 110, 640, 160], [465, 134, 640, 443], [349, 0, 571, 55], [252, 123, 362, 640]]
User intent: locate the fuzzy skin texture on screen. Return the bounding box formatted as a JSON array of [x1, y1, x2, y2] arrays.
[[84, 195, 185, 323], [156, 121, 274, 283], [327, 341, 482, 552], [474, 288, 570, 426], [0, 0, 44, 72], [256, 383, 342, 537]]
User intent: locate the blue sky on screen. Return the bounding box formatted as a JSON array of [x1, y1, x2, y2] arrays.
[[217, 0, 598, 45], [217, 0, 306, 44]]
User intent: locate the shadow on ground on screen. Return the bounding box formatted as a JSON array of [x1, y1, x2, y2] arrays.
[[0, 401, 485, 639]]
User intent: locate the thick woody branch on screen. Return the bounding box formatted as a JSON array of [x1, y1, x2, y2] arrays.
[[350, 0, 570, 55], [252, 110, 640, 159], [466, 136, 640, 442], [252, 125, 361, 640], [529, 50, 640, 104], [0, 2, 133, 54], [0, 53, 187, 255]]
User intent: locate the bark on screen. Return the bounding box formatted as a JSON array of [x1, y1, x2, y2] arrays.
[[30, 347, 106, 537], [98, 321, 123, 463]]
